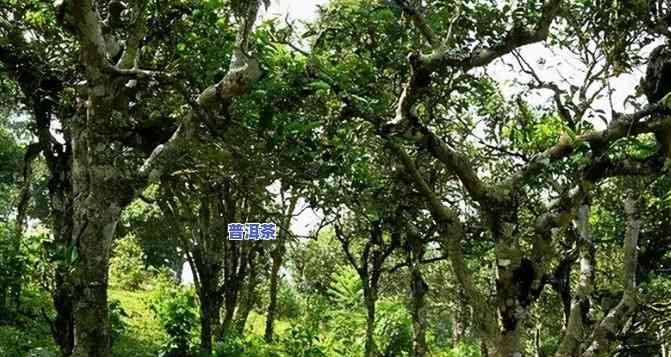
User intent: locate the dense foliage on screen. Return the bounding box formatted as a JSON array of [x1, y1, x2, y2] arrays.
[[2, 0, 671, 356]]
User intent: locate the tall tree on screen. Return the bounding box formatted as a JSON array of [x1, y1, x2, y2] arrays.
[[304, 0, 671, 353], [3, 0, 264, 354]]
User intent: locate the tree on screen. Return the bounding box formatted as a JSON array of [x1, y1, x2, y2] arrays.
[[2, 0, 264, 354], [264, 185, 298, 342], [4, 0, 671, 355], [303, 0, 671, 353]]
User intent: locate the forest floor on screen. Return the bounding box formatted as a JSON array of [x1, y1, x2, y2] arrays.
[[109, 288, 164, 357], [1, 286, 293, 356], [1, 287, 162, 356]]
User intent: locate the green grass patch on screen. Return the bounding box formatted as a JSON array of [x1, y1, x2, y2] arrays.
[[110, 287, 165, 357]]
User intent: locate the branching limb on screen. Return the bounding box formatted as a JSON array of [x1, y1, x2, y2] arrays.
[[391, 0, 438, 46], [423, 0, 562, 72], [387, 0, 563, 209], [385, 140, 497, 341], [510, 100, 669, 190], [556, 204, 595, 356], [117, 0, 148, 69], [583, 195, 642, 356], [139, 1, 263, 185]]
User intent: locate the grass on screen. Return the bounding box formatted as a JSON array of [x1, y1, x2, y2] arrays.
[[245, 310, 292, 337], [2, 285, 302, 357], [1, 286, 164, 356], [110, 287, 165, 357]]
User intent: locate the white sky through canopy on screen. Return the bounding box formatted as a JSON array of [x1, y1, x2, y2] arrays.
[[180, 0, 655, 284]]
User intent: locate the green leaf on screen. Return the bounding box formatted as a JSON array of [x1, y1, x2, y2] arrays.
[[306, 80, 331, 91]]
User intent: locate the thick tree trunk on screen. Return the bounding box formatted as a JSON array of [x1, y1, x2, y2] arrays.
[[199, 285, 222, 355], [363, 284, 378, 357], [69, 147, 128, 356], [69, 80, 134, 356], [409, 238, 428, 357], [235, 253, 260, 334], [70, 200, 121, 357], [264, 244, 284, 342], [488, 211, 537, 357], [52, 271, 75, 356], [219, 288, 239, 339]]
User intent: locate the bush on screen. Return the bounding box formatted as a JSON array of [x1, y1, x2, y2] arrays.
[[323, 266, 365, 355], [443, 341, 481, 357], [213, 332, 275, 357], [279, 325, 327, 357], [148, 270, 199, 356], [0, 223, 26, 313], [110, 234, 151, 290], [0, 324, 57, 357], [276, 281, 302, 320], [376, 299, 412, 357], [109, 298, 128, 345], [0, 326, 32, 356]]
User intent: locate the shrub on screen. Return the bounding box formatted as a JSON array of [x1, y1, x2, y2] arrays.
[[109, 298, 128, 345], [148, 270, 199, 356], [443, 341, 481, 357], [323, 266, 365, 355], [213, 332, 275, 357], [276, 281, 302, 320], [0, 223, 26, 313], [376, 299, 412, 357], [279, 325, 327, 357], [110, 234, 150, 290]]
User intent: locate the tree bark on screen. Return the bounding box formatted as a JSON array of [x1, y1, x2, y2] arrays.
[[66, 57, 136, 355], [194, 195, 225, 354], [198, 284, 223, 355], [218, 234, 251, 340], [235, 249, 260, 334], [220, 287, 239, 339], [363, 283, 378, 357], [52, 271, 75, 356], [409, 236, 428, 357], [264, 244, 284, 342], [265, 193, 297, 342], [69, 114, 136, 357], [70, 190, 125, 357], [556, 205, 594, 357], [51, 157, 75, 355], [582, 196, 641, 356]]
